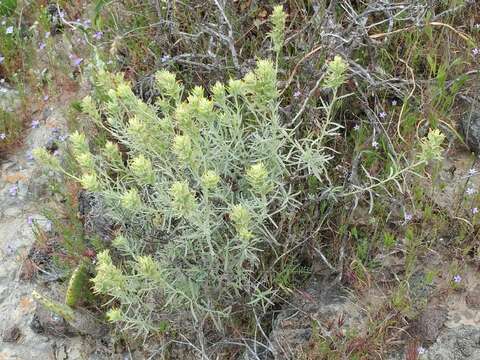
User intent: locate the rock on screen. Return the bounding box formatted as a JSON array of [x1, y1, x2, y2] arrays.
[[70, 309, 109, 338], [2, 326, 22, 343], [27, 172, 52, 200], [270, 274, 363, 359], [3, 206, 22, 217], [466, 284, 480, 310], [0, 85, 20, 112], [423, 325, 480, 359], [461, 111, 480, 153], [423, 150, 480, 215], [30, 305, 78, 337], [412, 305, 447, 343], [1, 160, 17, 173]]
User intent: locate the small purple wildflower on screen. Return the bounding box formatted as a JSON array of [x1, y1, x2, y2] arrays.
[[379, 111, 387, 119], [353, 124, 360, 131], [161, 54, 171, 63], [27, 216, 34, 226], [83, 19, 91, 28], [53, 150, 60, 156], [93, 31, 103, 40], [372, 140, 379, 149], [417, 346, 426, 355], [45, 31, 50, 38], [473, 48, 480, 56], [5, 26, 13, 34], [468, 168, 477, 176], [31, 119, 40, 128], [453, 274, 462, 283], [391, 100, 398, 106], [0, 133, 6, 140], [9, 185, 18, 197], [39, 42, 46, 50], [472, 207, 479, 214], [58, 134, 68, 142], [404, 213, 413, 222], [26, 151, 34, 161], [293, 90, 302, 98], [71, 56, 83, 67], [43, 95, 49, 101]]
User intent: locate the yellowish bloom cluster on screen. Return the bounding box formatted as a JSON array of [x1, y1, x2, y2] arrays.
[[170, 181, 197, 217]]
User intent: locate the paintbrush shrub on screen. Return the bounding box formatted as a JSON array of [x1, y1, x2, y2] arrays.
[[84, 55, 341, 334], [34, 7, 350, 336]]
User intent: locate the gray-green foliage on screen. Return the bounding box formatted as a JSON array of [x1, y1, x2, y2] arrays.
[[36, 7, 350, 335], [87, 59, 345, 333]]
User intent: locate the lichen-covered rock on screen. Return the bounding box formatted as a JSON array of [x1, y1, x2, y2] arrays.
[[461, 111, 480, 154], [422, 150, 480, 215], [423, 326, 480, 359], [2, 326, 22, 343], [412, 305, 447, 343], [0, 85, 20, 112], [465, 284, 480, 310]]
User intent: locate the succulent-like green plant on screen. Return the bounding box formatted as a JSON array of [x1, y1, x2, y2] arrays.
[[32, 290, 75, 322], [65, 262, 92, 307]]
